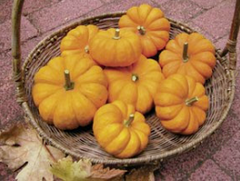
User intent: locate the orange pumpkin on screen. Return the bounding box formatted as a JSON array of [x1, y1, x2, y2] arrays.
[[32, 54, 108, 130], [60, 25, 99, 58], [159, 32, 216, 84], [154, 74, 209, 135], [119, 4, 170, 57], [89, 28, 142, 67], [104, 55, 164, 114], [93, 100, 151, 158]]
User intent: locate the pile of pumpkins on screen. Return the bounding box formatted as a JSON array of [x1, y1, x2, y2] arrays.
[[32, 4, 216, 158]]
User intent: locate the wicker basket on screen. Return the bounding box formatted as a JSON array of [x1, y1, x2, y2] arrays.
[[12, 0, 239, 167]]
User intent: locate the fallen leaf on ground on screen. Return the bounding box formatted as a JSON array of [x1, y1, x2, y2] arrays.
[[50, 156, 91, 181], [125, 165, 158, 181], [50, 156, 126, 181], [91, 164, 126, 180], [0, 123, 65, 181]]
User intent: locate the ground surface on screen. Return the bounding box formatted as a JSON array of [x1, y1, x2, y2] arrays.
[[0, 0, 240, 180]]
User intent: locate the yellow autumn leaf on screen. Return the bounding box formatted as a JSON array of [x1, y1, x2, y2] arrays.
[[50, 156, 126, 181]]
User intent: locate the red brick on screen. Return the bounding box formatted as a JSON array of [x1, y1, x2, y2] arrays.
[[197, 112, 240, 154], [189, 159, 232, 181], [0, 0, 59, 24], [191, 0, 236, 40], [0, 163, 16, 181], [21, 35, 46, 61], [0, 53, 24, 128], [0, 83, 23, 128], [0, 16, 38, 52], [213, 130, 240, 178], [0, 0, 12, 24], [160, 0, 203, 23], [191, 0, 225, 9], [0, 52, 12, 83], [185, 21, 215, 42], [23, 0, 60, 15], [29, 0, 103, 33], [84, 0, 157, 19], [101, 0, 117, 3], [157, 145, 209, 180], [0, 36, 44, 87]]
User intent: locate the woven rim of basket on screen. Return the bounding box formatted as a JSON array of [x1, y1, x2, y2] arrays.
[[21, 12, 236, 166]]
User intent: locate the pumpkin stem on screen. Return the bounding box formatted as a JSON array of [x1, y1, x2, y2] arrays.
[[113, 28, 121, 40], [84, 45, 89, 53], [131, 74, 139, 82], [183, 42, 189, 63], [124, 114, 135, 127], [137, 26, 146, 35], [64, 70, 74, 91], [185, 96, 199, 106]]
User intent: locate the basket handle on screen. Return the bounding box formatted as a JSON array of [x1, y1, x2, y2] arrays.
[[220, 0, 240, 70], [12, 0, 27, 104]]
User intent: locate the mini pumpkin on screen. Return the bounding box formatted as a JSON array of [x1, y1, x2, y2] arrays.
[[104, 55, 164, 114], [93, 100, 151, 158], [154, 74, 209, 135], [159, 32, 216, 84], [60, 25, 99, 58], [119, 4, 170, 57], [32, 54, 108, 130], [89, 28, 142, 67]]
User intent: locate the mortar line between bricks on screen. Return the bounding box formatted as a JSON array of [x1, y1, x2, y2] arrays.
[[149, 0, 159, 7], [0, 48, 11, 55], [189, 0, 228, 11], [22, 0, 62, 16], [0, 32, 39, 55], [153, 0, 208, 35], [27, 2, 108, 35], [185, 157, 213, 180], [211, 158, 239, 181], [186, 0, 234, 41], [99, 0, 106, 4], [25, 15, 41, 35], [181, 0, 208, 23]]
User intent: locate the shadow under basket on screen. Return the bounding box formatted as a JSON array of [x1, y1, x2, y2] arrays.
[[12, 0, 239, 167]]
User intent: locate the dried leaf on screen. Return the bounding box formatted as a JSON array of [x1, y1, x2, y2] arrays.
[[50, 156, 91, 181], [91, 164, 126, 180], [125, 165, 158, 181], [0, 124, 65, 181], [51, 156, 126, 181]]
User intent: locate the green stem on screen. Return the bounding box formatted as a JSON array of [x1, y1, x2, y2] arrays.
[[183, 42, 189, 63], [131, 74, 139, 82], [185, 96, 199, 106], [124, 114, 135, 127], [112, 28, 121, 40], [64, 70, 74, 91], [137, 26, 146, 35]]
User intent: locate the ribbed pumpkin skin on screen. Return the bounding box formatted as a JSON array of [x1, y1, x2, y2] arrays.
[[32, 54, 108, 130], [154, 74, 209, 135], [104, 55, 165, 114], [159, 33, 216, 84], [119, 4, 170, 57], [60, 25, 99, 58], [93, 100, 151, 158], [89, 28, 142, 67]]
